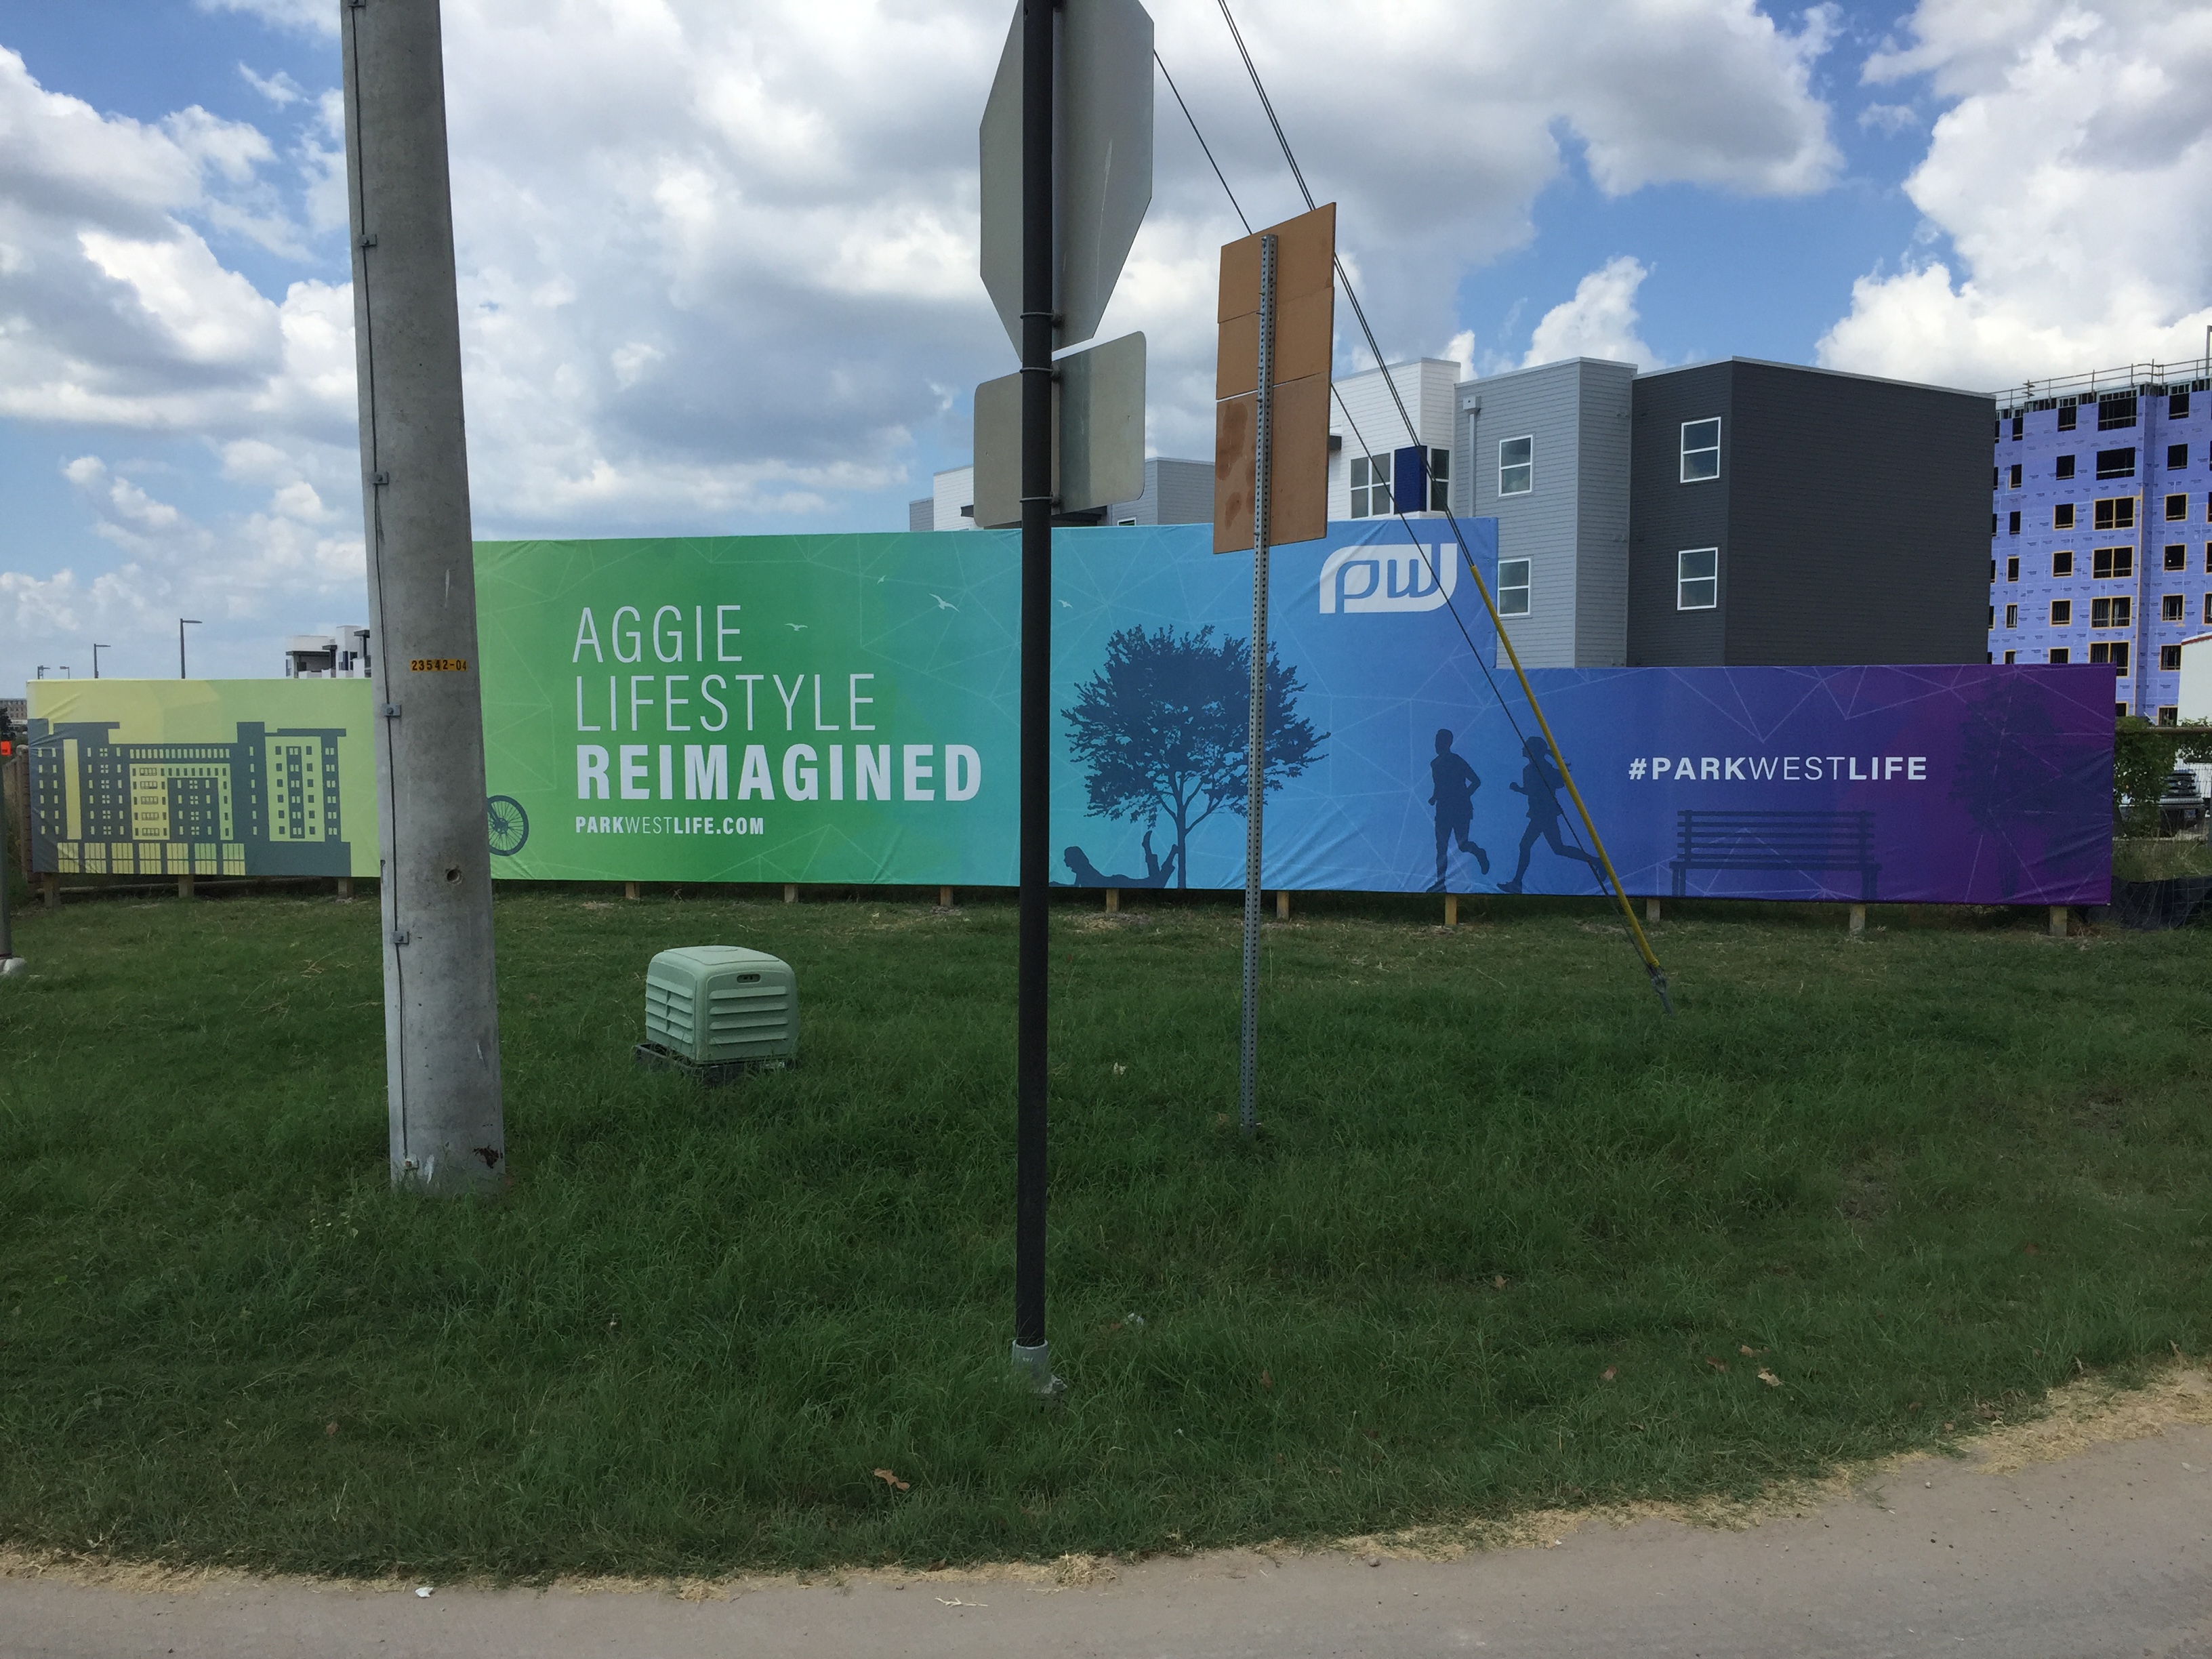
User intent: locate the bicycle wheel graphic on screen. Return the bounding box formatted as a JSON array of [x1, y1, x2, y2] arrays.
[[487, 795, 529, 857]]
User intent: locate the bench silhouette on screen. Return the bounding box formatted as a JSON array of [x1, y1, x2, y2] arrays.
[[1669, 809, 1879, 901]]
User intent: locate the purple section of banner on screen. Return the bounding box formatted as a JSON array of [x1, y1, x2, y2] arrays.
[[1498, 665, 2115, 905]]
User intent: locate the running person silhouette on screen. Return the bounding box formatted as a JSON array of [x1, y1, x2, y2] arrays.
[[1427, 728, 1489, 892], [1496, 735, 1607, 893]]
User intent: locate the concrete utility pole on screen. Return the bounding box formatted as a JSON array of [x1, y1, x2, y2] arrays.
[[340, 0, 506, 1191]]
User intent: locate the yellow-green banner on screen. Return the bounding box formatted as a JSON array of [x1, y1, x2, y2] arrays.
[[25, 679, 377, 878]]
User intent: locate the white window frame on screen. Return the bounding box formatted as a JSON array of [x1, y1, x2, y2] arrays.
[[1498, 558, 1531, 617], [1680, 417, 1721, 483], [1497, 435, 1532, 497], [1349, 454, 1391, 519], [1676, 548, 1718, 611]]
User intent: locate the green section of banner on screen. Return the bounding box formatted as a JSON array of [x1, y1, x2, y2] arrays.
[[25, 678, 377, 878], [475, 533, 1022, 883]]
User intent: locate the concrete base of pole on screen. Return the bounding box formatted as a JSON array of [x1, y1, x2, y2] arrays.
[[1849, 903, 1867, 935], [1645, 897, 1662, 924], [0, 957, 26, 978], [177, 873, 194, 901], [2049, 905, 2069, 938]]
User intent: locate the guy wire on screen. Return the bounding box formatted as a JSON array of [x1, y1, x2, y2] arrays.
[[1174, 13, 1673, 1012]]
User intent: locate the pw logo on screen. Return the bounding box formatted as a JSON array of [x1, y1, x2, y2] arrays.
[[1318, 543, 1456, 614]]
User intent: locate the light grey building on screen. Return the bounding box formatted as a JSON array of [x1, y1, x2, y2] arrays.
[[1453, 357, 1635, 668], [906, 457, 1212, 530]]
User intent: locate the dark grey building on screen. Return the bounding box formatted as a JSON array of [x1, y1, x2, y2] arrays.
[[1625, 359, 1992, 665]]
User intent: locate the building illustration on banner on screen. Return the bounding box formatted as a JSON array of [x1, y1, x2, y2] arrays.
[[26, 718, 351, 878]]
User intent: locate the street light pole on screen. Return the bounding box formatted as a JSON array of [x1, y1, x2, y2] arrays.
[[178, 619, 200, 679], [92, 644, 108, 680]]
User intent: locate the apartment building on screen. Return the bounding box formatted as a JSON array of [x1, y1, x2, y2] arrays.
[[1989, 364, 2212, 720]]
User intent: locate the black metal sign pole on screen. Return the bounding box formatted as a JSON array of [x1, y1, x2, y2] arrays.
[[1012, 0, 1055, 1391]]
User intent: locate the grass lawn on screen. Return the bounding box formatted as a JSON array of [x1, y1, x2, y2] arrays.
[[1, 885, 2208, 1580]]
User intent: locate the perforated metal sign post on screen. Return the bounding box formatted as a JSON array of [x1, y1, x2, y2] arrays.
[[1212, 204, 1334, 1136]]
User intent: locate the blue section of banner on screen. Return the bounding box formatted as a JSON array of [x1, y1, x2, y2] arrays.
[[1049, 523, 2113, 905]]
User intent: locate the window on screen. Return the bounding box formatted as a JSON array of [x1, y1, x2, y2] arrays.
[[2169, 493, 2190, 521], [1427, 447, 1450, 512], [2168, 544, 2188, 571], [2058, 403, 2078, 431], [1992, 466, 2001, 489], [2163, 644, 2185, 671], [2008, 511, 2022, 535], [2090, 640, 2130, 668], [2093, 546, 2134, 579], [2090, 596, 2132, 629], [2160, 705, 2180, 726], [2050, 599, 2073, 626], [2099, 393, 2137, 430], [1350, 454, 1391, 518], [1498, 557, 1531, 616], [2093, 497, 2136, 531], [2003, 649, 2018, 664], [2055, 454, 2076, 480], [2009, 464, 2022, 489], [2117, 700, 2131, 716], [2049, 647, 2071, 663], [2011, 414, 2024, 439], [1118, 518, 1136, 526], [2053, 550, 2074, 577], [1498, 435, 1532, 497], [2004, 602, 2018, 628], [2054, 504, 2076, 530], [1677, 547, 1718, 610], [2169, 443, 2191, 470], [2205, 594, 2212, 626], [2165, 594, 2187, 622], [2006, 556, 2020, 581], [2096, 447, 2137, 479], [1679, 418, 1721, 483], [2171, 392, 2191, 420]]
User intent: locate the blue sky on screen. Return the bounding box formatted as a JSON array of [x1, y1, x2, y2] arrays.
[[0, 0, 2205, 681]]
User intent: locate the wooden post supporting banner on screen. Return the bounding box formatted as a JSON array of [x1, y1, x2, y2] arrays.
[[1276, 890, 1290, 922], [41, 872, 58, 909], [338, 876, 354, 900], [1444, 894, 1459, 928], [783, 884, 798, 905], [624, 880, 640, 901], [1105, 887, 1119, 913], [2049, 904, 2069, 938], [1645, 897, 1661, 924], [177, 873, 194, 901], [1849, 903, 1866, 935], [940, 886, 954, 909]]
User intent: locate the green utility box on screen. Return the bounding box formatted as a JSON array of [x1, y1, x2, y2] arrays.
[[636, 945, 798, 1081]]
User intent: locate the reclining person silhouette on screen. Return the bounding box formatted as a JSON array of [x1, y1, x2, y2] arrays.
[[1063, 828, 1180, 888], [1497, 735, 1606, 894], [1426, 727, 1489, 893]]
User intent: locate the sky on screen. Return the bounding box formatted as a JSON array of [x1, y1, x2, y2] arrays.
[[0, 0, 2207, 681]]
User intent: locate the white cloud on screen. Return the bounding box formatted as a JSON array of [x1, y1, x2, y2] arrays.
[[1523, 256, 1661, 369], [1821, 0, 2212, 389], [1857, 102, 1920, 134], [197, 0, 335, 35], [239, 64, 305, 108]]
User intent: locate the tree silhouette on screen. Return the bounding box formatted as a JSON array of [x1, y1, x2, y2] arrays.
[[1063, 624, 1325, 888]]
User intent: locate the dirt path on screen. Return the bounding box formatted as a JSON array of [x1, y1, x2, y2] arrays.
[[6, 1372, 2210, 1659]]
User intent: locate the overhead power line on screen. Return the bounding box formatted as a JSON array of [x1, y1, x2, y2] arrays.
[[1168, 7, 1673, 1012]]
